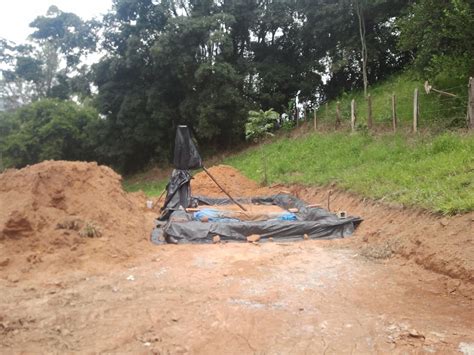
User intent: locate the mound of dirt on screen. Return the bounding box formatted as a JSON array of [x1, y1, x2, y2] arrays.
[[191, 165, 272, 197], [0, 161, 150, 277]]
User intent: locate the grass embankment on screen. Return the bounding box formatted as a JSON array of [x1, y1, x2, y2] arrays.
[[225, 132, 474, 215]]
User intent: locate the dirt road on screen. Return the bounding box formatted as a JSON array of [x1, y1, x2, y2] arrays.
[[1, 242, 473, 353]]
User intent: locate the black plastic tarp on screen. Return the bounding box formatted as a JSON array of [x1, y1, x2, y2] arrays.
[[159, 169, 192, 221], [173, 125, 202, 170], [152, 194, 362, 244]]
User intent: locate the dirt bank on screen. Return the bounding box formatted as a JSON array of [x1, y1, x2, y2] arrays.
[[285, 185, 474, 283], [191, 165, 273, 197], [0, 161, 152, 278]]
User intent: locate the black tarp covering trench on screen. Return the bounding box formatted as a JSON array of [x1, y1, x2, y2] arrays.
[[151, 194, 362, 244]]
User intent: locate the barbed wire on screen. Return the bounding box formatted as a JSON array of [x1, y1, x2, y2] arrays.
[[437, 83, 468, 92]]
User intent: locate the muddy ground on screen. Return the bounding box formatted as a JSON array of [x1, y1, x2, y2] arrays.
[[1, 162, 473, 353]]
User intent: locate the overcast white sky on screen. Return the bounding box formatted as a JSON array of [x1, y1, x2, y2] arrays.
[[0, 0, 113, 44]]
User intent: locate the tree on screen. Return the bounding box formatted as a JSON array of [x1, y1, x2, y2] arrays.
[[29, 5, 98, 71], [355, 0, 368, 96], [244, 108, 279, 185], [94, 0, 250, 171], [398, 0, 474, 86], [299, 0, 410, 101], [0, 99, 99, 168], [245, 109, 280, 142], [91, 0, 413, 172], [0, 7, 98, 109], [0, 41, 42, 109]]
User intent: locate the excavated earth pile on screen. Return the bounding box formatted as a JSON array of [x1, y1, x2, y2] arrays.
[[191, 165, 273, 197], [0, 161, 150, 277]]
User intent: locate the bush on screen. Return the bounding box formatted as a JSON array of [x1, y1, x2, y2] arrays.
[[0, 99, 99, 168], [245, 109, 280, 142]]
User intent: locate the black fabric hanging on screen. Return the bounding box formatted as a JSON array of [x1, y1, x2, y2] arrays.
[[173, 125, 202, 170]]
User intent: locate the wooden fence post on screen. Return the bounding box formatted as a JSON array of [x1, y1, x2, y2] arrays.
[[468, 77, 474, 130], [296, 107, 299, 128], [413, 88, 419, 133], [367, 94, 373, 130], [391, 93, 397, 132], [313, 110, 318, 131], [336, 101, 342, 129], [351, 99, 357, 132]]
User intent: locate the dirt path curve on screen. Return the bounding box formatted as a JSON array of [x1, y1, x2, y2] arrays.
[[1, 242, 473, 354]]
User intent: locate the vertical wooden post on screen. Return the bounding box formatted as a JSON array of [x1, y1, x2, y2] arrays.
[[313, 110, 318, 131], [295, 106, 299, 128], [391, 93, 397, 132], [351, 99, 357, 132], [468, 77, 474, 130], [413, 88, 419, 133], [335, 101, 342, 129], [367, 94, 373, 130]]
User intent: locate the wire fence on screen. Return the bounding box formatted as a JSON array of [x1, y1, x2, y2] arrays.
[[292, 78, 473, 133]]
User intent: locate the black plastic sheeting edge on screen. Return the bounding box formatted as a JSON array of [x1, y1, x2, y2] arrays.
[[151, 194, 362, 245]]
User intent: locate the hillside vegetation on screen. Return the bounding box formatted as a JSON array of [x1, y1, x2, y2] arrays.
[[316, 72, 469, 130], [2, 0, 472, 172], [125, 72, 474, 215]]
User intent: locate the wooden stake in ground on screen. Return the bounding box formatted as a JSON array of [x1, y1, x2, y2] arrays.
[[468, 77, 474, 130], [413, 88, 419, 133], [367, 94, 373, 130], [351, 99, 357, 132], [391, 93, 397, 132], [313, 110, 318, 131], [202, 166, 247, 212], [336, 101, 342, 129]]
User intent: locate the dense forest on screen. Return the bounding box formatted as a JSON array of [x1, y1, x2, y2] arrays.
[[0, 0, 473, 172]]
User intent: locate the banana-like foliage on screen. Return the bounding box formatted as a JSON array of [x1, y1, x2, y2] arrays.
[[245, 109, 280, 142]]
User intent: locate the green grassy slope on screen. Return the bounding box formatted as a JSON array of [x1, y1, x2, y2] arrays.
[[225, 132, 474, 215], [318, 72, 468, 129], [123, 179, 168, 196]]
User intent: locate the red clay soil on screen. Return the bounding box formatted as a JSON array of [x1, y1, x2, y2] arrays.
[[283, 185, 474, 283], [191, 165, 273, 197], [0, 161, 153, 278], [1, 162, 473, 353], [193, 165, 474, 283]]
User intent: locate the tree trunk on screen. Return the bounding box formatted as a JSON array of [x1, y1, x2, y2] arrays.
[[355, 0, 368, 97]]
